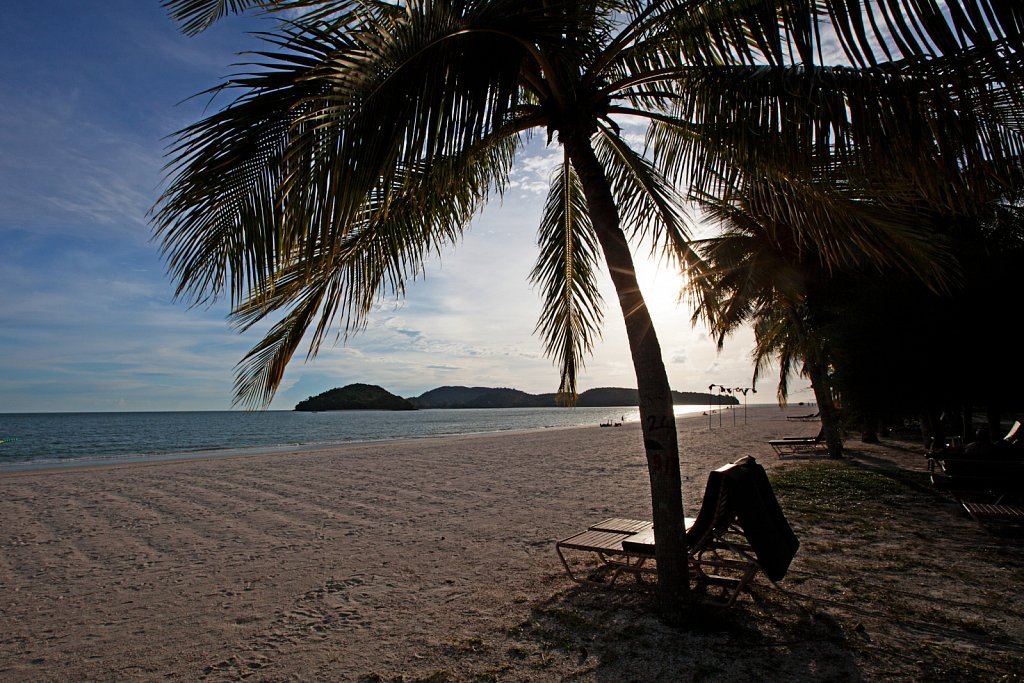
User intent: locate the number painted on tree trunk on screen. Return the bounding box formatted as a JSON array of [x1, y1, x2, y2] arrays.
[[645, 415, 671, 432]]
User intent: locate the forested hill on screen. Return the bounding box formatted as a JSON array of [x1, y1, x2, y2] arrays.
[[296, 384, 738, 411], [410, 386, 552, 409], [407, 386, 737, 409], [294, 384, 416, 411]]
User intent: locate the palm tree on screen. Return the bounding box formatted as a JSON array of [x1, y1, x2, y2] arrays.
[[689, 173, 959, 457], [154, 0, 1024, 611], [822, 183, 1024, 444]]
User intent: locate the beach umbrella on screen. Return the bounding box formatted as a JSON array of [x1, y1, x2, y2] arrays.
[[736, 387, 751, 424], [708, 384, 716, 429]]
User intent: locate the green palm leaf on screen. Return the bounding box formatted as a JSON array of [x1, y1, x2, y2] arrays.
[[648, 57, 1024, 213], [227, 140, 518, 406], [593, 124, 694, 265], [530, 152, 605, 403]]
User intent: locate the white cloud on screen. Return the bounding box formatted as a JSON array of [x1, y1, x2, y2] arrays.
[[0, 96, 159, 242]]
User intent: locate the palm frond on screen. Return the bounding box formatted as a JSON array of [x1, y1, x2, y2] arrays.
[[593, 124, 695, 268], [530, 151, 605, 403], [600, 2, 1024, 213], [162, 0, 270, 35], [225, 137, 519, 407], [696, 172, 957, 285], [648, 54, 1024, 215], [155, 3, 538, 295], [750, 305, 804, 405], [639, 0, 1023, 69], [161, 0, 397, 36], [230, 270, 333, 407], [152, 27, 355, 307]]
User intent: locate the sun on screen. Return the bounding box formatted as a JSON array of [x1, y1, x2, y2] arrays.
[[631, 248, 691, 320]]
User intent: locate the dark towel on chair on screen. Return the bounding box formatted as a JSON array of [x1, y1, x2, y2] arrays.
[[722, 457, 800, 582], [684, 464, 726, 549]]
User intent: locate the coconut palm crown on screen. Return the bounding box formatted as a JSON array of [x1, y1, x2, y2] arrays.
[[154, 0, 1024, 610]]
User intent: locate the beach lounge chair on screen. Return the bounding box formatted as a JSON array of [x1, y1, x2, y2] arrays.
[[768, 428, 828, 457], [960, 500, 1024, 523], [930, 453, 1024, 507], [929, 433, 1024, 524], [554, 520, 661, 585], [555, 457, 800, 606], [1002, 420, 1021, 445]]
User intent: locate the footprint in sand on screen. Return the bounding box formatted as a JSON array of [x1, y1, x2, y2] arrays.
[[201, 576, 368, 680]]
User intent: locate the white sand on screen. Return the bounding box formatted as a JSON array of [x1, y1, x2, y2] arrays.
[[1, 405, 1020, 682]]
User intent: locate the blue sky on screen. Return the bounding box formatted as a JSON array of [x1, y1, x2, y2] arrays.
[[0, 1, 810, 412]]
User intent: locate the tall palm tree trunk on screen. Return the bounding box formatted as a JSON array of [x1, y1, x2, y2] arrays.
[[805, 357, 844, 458], [562, 129, 689, 611], [785, 308, 843, 458]]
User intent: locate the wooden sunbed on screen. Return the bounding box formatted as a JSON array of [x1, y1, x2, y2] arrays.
[[1002, 420, 1021, 445], [769, 434, 828, 456], [554, 518, 665, 585], [555, 457, 800, 606], [930, 448, 1024, 523], [961, 501, 1024, 522]]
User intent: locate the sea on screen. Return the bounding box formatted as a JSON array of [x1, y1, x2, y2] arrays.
[[0, 405, 710, 472]]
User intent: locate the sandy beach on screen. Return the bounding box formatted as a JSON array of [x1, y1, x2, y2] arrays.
[[2, 405, 1022, 682]]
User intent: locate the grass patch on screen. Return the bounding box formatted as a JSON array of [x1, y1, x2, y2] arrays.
[[506, 645, 529, 659], [523, 623, 576, 652], [534, 605, 591, 631], [770, 461, 910, 515], [768, 459, 943, 536], [459, 636, 486, 653]]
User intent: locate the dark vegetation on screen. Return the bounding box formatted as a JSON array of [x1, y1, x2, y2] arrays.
[[824, 207, 1024, 445], [690, 173, 1024, 456], [294, 384, 415, 411], [296, 385, 736, 411], [408, 386, 737, 410]]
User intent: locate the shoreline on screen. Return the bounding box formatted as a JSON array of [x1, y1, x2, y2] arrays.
[[0, 403, 756, 475], [0, 417, 629, 476], [0, 422, 612, 476]]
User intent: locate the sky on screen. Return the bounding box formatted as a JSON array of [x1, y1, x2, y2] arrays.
[[0, 1, 812, 413]]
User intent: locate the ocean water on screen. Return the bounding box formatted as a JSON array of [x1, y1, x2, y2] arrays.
[[0, 405, 708, 471]]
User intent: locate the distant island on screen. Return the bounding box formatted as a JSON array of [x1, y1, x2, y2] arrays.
[[294, 384, 416, 412], [295, 384, 738, 411]]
